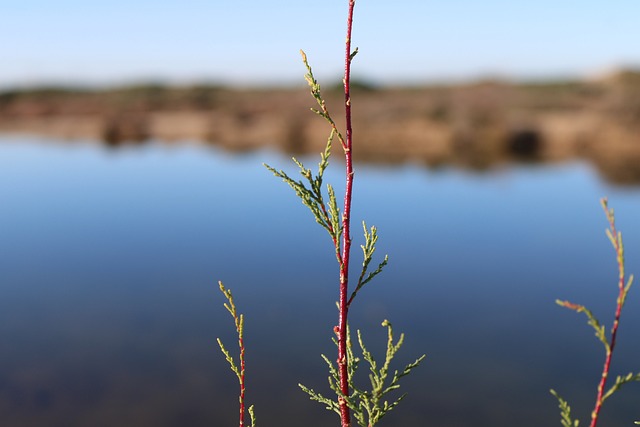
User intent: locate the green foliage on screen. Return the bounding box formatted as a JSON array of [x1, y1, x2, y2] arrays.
[[554, 300, 609, 352], [600, 372, 640, 403], [263, 51, 345, 259], [299, 321, 425, 427], [350, 222, 389, 305], [550, 389, 580, 427], [265, 24, 426, 425], [352, 321, 426, 427], [216, 283, 243, 382], [551, 199, 638, 427], [265, 50, 389, 306], [240, 5, 421, 426], [216, 282, 256, 427], [248, 405, 256, 427], [264, 137, 341, 247], [300, 50, 347, 150]]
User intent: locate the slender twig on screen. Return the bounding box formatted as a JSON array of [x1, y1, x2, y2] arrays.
[[554, 198, 636, 427], [589, 198, 632, 427], [217, 282, 255, 427], [269, 3, 421, 426], [337, 2, 357, 426], [551, 198, 640, 427]]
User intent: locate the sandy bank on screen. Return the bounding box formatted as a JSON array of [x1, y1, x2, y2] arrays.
[[1, 73, 640, 183]]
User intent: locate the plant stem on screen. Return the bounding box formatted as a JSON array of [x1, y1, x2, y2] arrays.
[[216, 283, 249, 427], [590, 200, 627, 427], [239, 333, 246, 427], [338, 1, 356, 427]]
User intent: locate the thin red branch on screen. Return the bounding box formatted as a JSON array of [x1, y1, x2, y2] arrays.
[[590, 202, 627, 427], [337, 1, 356, 427]]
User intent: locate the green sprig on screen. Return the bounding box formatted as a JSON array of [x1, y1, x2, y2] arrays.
[[555, 300, 609, 352], [550, 390, 580, 427], [300, 322, 425, 427], [216, 282, 256, 427], [300, 50, 346, 149], [601, 372, 640, 403], [552, 199, 637, 427], [217, 282, 244, 382], [264, 141, 341, 243], [350, 221, 389, 305]]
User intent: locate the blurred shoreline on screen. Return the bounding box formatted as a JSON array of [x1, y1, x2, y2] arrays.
[[1, 70, 640, 184]]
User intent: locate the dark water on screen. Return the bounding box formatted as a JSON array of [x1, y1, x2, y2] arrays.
[[1, 136, 639, 427]]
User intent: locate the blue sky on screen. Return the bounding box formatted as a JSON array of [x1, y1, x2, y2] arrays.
[[1, 0, 638, 88]]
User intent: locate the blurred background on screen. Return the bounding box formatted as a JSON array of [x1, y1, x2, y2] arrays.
[[1, 1, 640, 426]]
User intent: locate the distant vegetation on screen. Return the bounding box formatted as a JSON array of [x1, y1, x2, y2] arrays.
[[2, 70, 640, 184]]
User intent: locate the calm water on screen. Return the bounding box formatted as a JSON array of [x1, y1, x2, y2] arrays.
[[1, 135, 639, 427]]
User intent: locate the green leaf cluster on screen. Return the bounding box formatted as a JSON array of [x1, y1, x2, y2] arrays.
[[264, 51, 388, 305], [350, 223, 389, 305], [601, 372, 640, 403], [300, 50, 346, 149], [554, 301, 609, 352], [550, 389, 579, 427], [264, 50, 345, 260], [299, 321, 425, 427], [264, 138, 341, 250], [216, 283, 244, 382]]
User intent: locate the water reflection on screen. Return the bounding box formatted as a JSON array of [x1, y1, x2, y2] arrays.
[[0, 136, 639, 427]]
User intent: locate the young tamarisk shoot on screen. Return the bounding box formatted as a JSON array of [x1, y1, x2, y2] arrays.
[[265, 1, 423, 426], [551, 198, 639, 427], [217, 282, 256, 427]]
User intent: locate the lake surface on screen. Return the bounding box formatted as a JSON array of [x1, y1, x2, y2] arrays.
[[1, 135, 639, 427]]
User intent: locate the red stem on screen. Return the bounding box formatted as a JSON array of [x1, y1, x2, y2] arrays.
[[337, 1, 356, 427], [239, 333, 246, 427], [590, 305, 622, 427], [589, 214, 625, 427]]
